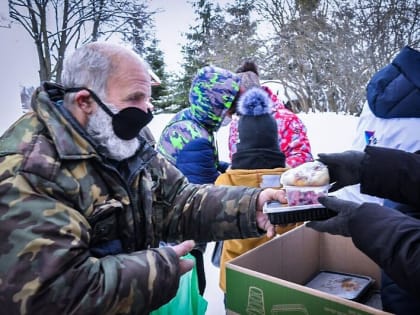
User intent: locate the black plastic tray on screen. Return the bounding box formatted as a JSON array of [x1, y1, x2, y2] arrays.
[[263, 201, 336, 224], [305, 270, 374, 301]]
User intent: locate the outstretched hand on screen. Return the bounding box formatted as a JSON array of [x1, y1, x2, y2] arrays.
[[170, 240, 196, 276], [257, 188, 288, 238], [306, 196, 361, 237], [317, 150, 365, 192]]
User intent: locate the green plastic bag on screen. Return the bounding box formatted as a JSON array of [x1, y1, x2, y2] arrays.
[[151, 253, 208, 315]]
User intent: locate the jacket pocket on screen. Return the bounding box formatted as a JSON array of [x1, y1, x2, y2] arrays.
[[88, 199, 123, 246]]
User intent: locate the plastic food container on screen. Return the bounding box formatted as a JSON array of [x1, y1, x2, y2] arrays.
[[284, 184, 329, 206], [263, 201, 336, 224], [263, 184, 334, 224], [305, 270, 374, 301]]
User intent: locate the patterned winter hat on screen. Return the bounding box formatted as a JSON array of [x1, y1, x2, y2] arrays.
[[232, 87, 285, 169], [237, 71, 260, 90], [189, 66, 241, 130], [236, 60, 260, 90]]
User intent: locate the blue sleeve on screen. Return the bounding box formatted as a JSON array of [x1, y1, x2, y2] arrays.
[[175, 138, 220, 184]]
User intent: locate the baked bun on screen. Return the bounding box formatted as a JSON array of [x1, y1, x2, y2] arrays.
[[281, 161, 329, 186]]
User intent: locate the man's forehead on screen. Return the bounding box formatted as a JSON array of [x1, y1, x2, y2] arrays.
[[111, 60, 150, 81]]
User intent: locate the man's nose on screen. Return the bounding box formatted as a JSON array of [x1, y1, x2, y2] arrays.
[[134, 100, 152, 113]]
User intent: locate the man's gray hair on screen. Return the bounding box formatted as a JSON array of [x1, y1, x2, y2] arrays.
[[61, 43, 114, 104], [61, 42, 148, 106]]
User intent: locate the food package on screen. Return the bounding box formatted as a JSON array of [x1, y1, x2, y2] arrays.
[[281, 161, 329, 187]]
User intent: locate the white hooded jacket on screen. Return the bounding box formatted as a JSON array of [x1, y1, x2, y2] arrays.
[[334, 101, 420, 204]]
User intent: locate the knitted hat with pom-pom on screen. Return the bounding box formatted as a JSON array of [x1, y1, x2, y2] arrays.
[[232, 87, 285, 169]]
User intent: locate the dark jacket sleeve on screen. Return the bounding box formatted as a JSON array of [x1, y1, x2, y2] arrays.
[[350, 203, 420, 297], [360, 146, 420, 206]]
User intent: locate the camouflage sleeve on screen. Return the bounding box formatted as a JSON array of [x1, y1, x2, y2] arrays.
[[171, 182, 263, 242], [0, 171, 180, 314], [151, 154, 263, 243]]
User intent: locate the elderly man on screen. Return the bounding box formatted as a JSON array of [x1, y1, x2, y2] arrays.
[[0, 42, 285, 314]]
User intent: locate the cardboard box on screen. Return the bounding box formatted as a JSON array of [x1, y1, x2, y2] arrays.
[[226, 225, 391, 315]]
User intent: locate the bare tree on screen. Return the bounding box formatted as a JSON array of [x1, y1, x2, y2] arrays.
[[205, 0, 260, 69], [353, 0, 420, 71], [9, 0, 155, 83], [254, 0, 419, 114]]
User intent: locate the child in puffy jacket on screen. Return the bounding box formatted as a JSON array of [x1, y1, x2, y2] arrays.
[[229, 61, 313, 168]]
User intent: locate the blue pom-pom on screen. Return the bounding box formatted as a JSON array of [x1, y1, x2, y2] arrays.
[[237, 87, 272, 116]]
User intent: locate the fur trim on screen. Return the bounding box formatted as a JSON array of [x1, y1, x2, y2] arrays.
[[237, 87, 272, 116]]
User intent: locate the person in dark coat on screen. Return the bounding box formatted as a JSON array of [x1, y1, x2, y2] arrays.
[[307, 145, 420, 300], [369, 45, 420, 313], [332, 45, 420, 314]]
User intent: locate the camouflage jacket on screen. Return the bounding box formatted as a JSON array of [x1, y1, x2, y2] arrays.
[[0, 87, 262, 315]]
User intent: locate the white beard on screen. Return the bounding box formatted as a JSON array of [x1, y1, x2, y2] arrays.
[[86, 106, 140, 161]]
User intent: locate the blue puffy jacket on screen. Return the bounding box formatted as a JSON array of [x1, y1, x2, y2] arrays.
[[367, 45, 420, 118]]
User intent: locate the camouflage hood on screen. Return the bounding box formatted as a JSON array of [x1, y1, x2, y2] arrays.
[[183, 65, 241, 132], [0, 87, 98, 161], [156, 66, 241, 167]]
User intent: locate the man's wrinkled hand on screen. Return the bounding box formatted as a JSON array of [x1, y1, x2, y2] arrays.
[[257, 188, 287, 238], [317, 150, 365, 192], [170, 240, 195, 276], [306, 196, 361, 237]]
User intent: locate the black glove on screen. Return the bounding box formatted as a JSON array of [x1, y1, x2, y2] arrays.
[[305, 196, 361, 237], [317, 150, 365, 192]]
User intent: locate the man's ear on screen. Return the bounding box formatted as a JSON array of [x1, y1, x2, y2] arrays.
[[70, 90, 96, 127], [74, 90, 95, 115]]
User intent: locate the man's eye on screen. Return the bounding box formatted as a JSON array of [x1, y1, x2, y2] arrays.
[[128, 95, 145, 103]]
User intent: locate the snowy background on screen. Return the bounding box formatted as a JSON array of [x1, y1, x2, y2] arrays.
[[148, 112, 359, 162]]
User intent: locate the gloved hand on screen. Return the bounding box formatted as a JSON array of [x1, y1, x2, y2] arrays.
[[305, 196, 361, 237], [317, 150, 365, 192]]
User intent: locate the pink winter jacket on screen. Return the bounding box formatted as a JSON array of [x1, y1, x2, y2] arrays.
[[229, 86, 314, 167]]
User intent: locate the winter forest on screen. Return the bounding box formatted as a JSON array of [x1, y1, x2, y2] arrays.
[[4, 0, 420, 115]]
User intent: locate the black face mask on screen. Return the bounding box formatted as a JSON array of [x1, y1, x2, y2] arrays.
[[65, 87, 153, 140]]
